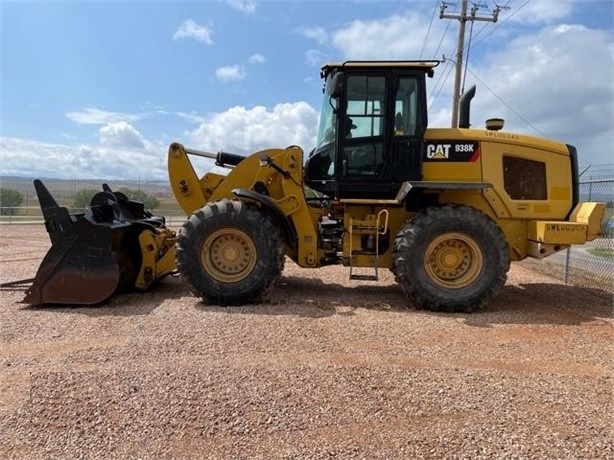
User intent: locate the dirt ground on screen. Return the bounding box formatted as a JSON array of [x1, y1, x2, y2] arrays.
[[0, 224, 612, 459]]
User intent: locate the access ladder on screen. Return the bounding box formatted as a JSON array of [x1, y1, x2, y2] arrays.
[[348, 209, 389, 281]]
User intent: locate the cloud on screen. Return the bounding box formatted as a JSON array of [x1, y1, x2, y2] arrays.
[[99, 121, 146, 149], [226, 0, 257, 14], [305, 49, 327, 67], [505, 0, 576, 25], [248, 53, 265, 64], [188, 102, 319, 155], [330, 12, 455, 60], [173, 19, 213, 45], [0, 136, 167, 181], [297, 26, 328, 45], [66, 108, 145, 125], [175, 112, 207, 124], [0, 102, 320, 181], [215, 65, 247, 82]]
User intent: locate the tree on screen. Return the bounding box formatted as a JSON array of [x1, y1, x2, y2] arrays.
[[117, 188, 160, 210], [0, 188, 24, 216], [73, 188, 99, 209]]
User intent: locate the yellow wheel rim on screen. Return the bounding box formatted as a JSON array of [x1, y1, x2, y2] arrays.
[[201, 229, 257, 283], [424, 232, 483, 289]]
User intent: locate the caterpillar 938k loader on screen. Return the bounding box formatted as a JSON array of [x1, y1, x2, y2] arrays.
[[26, 61, 604, 312], [166, 61, 604, 312]]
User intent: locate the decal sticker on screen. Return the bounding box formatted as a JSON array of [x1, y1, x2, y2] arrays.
[[545, 224, 583, 233], [424, 141, 481, 162]]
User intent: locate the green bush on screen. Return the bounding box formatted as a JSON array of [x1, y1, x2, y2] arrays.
[[0, 188, 24, 216], [117, 188, 160, 211], [73, 188, 100, 209]]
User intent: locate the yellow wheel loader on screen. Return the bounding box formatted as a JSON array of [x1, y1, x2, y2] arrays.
[[24, 61, 605, 312], [167, 61, 604, 312]]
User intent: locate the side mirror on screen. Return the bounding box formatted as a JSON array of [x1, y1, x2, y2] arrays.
[[326, 72, 344, 99]]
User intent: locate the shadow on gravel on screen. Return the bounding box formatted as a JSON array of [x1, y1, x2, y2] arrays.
[[196, 275, 412, 318], [440, 283, 613, 327], [19, 273, 612, 326], [199, 277, 612, 325]]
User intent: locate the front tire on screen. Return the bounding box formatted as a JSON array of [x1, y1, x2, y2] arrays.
[[177, 199, 285, 305], [392, 205, 509, 313]]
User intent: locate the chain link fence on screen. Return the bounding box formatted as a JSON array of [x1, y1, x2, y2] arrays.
[[0, 179, 187, 227], [542, 178, 614, 291]]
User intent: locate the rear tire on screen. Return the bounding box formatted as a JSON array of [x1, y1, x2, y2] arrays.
[[177, 199, 285, 305], [392, 205, 509, 313]]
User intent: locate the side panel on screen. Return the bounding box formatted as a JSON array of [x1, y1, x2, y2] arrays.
[[424, 127, 574, 220], [421, 128, 576, 261], [480, 141, 573, 220]]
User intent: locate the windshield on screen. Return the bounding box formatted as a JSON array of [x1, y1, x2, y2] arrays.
[[315, 91, 337, 149]]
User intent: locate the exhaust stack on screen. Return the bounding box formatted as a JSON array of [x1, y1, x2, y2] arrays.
[[458, 85, 476, 129]]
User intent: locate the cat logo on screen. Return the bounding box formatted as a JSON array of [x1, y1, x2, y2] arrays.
[[426, 144, 451, 160]]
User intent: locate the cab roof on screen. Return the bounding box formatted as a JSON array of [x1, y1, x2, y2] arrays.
[[321, 60, 440, 78]]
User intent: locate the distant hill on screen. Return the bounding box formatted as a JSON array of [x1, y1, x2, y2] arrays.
[[0, 176, 174, 200]]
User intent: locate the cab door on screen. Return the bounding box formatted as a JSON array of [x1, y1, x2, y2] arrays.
[[336, 72, 426, 199], [336, 73, 387, 198]]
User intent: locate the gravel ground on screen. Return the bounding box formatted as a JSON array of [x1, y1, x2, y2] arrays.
[[0, 224, 613, 460]]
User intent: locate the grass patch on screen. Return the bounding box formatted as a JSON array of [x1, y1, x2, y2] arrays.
[[587, 247, 614, 258]]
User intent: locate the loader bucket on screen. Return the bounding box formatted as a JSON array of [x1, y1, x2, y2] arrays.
[[24, 180, 161, 306]]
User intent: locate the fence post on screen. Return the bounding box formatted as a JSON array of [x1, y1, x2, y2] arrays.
[[588, 182, 592, 201], [564, 247, 570, 284]]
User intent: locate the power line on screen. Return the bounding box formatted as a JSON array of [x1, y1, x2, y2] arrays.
[[428, 0, 528, 125], [461, 17, 475, 94], [464, 64, 547, 136], [431, 59, 452, 100], [429, 60, 455, 112], [439, 0, 500, 127], [432, 1, 458, 59], [420, 1, 440, 59], [471, 0, 528, 49], [469, 16, 493, 43], [430, 1, 504, 109]]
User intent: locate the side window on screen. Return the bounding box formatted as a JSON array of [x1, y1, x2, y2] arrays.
[[503, 156, 547, 200], [394, 77, 419, 137], [343, 75, 386, 177], [345, 76, 386, 139]]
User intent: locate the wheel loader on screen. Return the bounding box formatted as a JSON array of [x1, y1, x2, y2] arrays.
[[24, 61, 605, 312]]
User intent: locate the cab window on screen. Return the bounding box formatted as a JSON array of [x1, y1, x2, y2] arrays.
[[394, 77, 419, 137], [345, 76, 386, 139]]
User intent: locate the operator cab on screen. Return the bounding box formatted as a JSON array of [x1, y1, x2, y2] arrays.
[[305, 61, 438, 199]]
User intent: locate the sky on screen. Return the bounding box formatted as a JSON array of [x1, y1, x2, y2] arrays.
[[0, 0, 612, 181]]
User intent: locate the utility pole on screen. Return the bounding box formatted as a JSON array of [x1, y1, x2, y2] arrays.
[[440, 1, 500, 128]]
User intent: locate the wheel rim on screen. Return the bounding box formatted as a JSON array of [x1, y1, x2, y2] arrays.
[[424, 232, 483, 289], [201, 228, 257, 283]]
